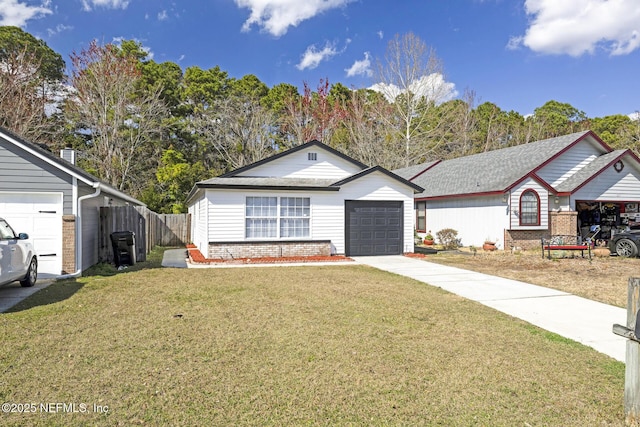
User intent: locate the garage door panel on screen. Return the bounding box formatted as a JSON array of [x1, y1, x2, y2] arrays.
[[345, 201, 403, 256], [0, 192, 63, 277]]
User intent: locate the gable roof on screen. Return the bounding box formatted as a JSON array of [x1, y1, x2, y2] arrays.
[[192, 177, 341, 191], [187, 141, 424, 203], [332, 166, 424, 192], [555, 149, 638, 194], [219, 140, 368, 177], [393, 160, 440, 180], [0, 126, 145, 206], [406, 130, 611, 198]]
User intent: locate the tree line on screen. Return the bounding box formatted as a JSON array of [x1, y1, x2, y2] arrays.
[[1, 27, 638, 213]]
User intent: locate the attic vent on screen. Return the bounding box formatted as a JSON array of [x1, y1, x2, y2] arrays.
[[308, 152, 317, 161]]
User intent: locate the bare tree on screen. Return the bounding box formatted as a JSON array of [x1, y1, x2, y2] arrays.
[[196, 95, 276, 171], [280, 79, 348, 147], [0, 46, 61, 142], [373, 32, 455, 166], [341, 89, 403, 169], [65, 40, 167, 193]]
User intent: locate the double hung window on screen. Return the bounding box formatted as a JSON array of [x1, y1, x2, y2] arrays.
[[246, 197, 310, 238]]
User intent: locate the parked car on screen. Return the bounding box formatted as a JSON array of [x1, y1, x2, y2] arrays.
[[0, 218, 37, 287], [609, 229, 640, 258]]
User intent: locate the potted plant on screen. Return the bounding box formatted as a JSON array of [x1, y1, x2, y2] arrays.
[[423, 231, 435, 246], [483, 238, 497, 251]]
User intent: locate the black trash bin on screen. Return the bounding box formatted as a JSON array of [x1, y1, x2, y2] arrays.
[[110, 231, 136, 267]]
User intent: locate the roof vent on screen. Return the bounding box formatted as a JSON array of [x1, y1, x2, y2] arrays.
[[60, 148, 76, 165], [308, 152, 317, 161]]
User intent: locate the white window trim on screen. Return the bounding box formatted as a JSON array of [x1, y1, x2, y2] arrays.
[[245, 196, 312, 239]]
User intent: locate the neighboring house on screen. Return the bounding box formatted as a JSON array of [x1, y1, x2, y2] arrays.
[[186, 140, 423, 258], [394, 130, 640, 249], [0, 127, 145, 277]]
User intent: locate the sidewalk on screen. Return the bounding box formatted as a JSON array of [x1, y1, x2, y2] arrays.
[[354, 255, 627, 362]]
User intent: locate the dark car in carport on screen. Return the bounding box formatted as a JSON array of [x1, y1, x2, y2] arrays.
[[609, 230, 640, 258]]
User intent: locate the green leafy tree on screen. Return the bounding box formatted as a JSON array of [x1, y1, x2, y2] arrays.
[[229, 74, 268, 99], [531, 100, 589, 139], [590, 114, 634, 149], [149, 148, 206, 213]]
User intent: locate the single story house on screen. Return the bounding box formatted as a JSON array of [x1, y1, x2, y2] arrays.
[[186, 140, 423, 258], [394, 130, 640, 250], [0, 126, 145, 277]]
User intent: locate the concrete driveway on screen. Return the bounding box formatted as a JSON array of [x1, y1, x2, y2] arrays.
[[0, 278, 54, 313]]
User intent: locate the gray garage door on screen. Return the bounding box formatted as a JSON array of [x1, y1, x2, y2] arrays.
[[345, 201, 403, 256]]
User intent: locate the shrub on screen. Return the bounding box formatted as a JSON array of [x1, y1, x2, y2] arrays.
[[436, 228, 460, 250]]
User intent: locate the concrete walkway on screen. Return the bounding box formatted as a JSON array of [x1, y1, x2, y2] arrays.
[[354, 255, 628, 362], [161, 248, 188, 268]]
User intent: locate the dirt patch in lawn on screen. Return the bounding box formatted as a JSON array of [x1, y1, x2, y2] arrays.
[[424, 248, 638, 307]]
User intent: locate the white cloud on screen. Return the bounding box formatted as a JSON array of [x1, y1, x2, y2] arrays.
[[0, 0, 51, 26], [345, 52, 372, 77], [369, 73, 458, 105], [377, 30, 384, 39], [81, 0, 130, 12], [630, 112, 640, 121], [511, 0, 640, 56], [296, 42, 338, 70], [158, 10, 168, 21], [47, 23, 73, 37], [235, 0, 353, 37]]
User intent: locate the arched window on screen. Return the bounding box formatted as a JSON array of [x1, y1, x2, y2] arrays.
[[520, 190, 540, 226]]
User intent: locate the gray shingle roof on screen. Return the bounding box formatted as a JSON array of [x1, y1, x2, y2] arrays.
[[392, 161, 439, 180], [555, 150, 626, 193], [0, 126, 145, 206], [195, 177, 340, 189], [410, 131, 596, 197]]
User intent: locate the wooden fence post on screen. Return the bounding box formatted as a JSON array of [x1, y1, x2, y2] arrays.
[[625, 278, 640, 426]]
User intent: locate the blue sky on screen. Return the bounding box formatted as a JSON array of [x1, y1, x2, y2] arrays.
[[3, 0, 640, 118]]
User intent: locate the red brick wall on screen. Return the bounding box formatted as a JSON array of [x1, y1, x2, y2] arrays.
[[504, 211, 577, 250], [62, 215, 76, 274], [208, 241, 332, 259]]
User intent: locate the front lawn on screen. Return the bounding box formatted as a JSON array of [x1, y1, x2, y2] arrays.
[[0, 255, 625, 426]]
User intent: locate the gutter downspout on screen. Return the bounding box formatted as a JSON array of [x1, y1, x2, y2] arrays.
[[57, 183, 101, 279]]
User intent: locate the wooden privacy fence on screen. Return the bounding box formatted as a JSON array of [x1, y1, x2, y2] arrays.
[[99, 206, 191, 263]]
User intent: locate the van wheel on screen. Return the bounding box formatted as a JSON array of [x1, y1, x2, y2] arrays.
[[20, 257, 37, 287]]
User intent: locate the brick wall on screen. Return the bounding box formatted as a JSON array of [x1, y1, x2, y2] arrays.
[[504, 229, 550, 250], [550, 211, 577, 236], [62, 215, 76, 274], [208, 240, 332, 259], [504, 210, 578, 250]]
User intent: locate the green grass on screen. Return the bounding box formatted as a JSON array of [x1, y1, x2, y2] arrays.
[[0, 251, 626, 426]]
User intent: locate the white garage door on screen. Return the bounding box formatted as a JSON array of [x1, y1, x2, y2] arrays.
[[0, 192, 63, 277]]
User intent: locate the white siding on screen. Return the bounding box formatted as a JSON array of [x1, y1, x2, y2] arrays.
[[571, 165, 640, 202], [302, 173, 416, 254], [236, 146, 362, 179], [537, 140, 602, 187], [509, 178, 549, 230], [202, 171, 416, 254], [188, 192, 208, 254], [425, 196, 509, 248]]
